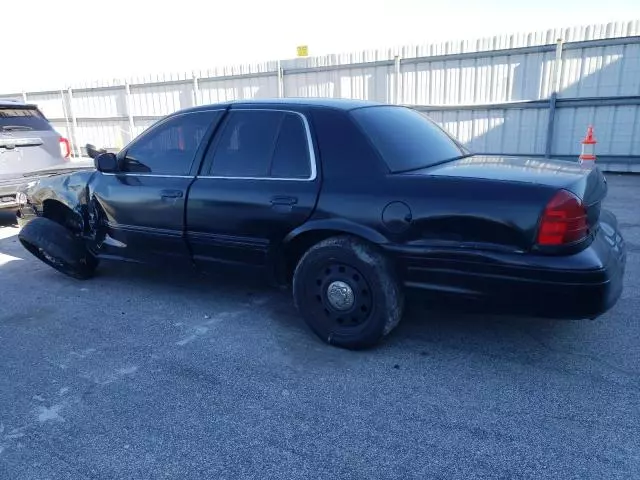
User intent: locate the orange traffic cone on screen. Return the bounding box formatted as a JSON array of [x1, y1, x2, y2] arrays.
[[579, 126, 597, 167]]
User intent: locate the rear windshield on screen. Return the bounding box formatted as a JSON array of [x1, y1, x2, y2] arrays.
[[0, 107, 52, 132], [350, 106, 468, 172]]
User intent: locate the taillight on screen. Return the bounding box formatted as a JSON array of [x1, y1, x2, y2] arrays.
[[59, 137, 71, 160], [537, 189, 588, 246]]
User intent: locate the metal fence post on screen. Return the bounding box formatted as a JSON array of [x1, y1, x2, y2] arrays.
[[545, 38, 564, 158], [124, 83, 135, 142], [553, 38, 564, 94], [60, 90, 72, 144], [66, 87, 82, 158], [394, 55, 402, 104], [277, 60, 284, 98], [545, 93, 558, 158], [192, 74, 200, 106]]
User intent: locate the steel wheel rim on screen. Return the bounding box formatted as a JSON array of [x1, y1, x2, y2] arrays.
[[310, 262, 373, 330]]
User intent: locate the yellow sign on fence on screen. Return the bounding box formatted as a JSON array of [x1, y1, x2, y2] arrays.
[[296, 45, 309, 57]]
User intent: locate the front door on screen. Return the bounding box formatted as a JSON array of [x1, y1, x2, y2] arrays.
[[186, 108, 320, 270], [92, 109, 223, 264]]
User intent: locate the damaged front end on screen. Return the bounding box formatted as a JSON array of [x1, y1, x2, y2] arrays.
[[15, 168, 108, 254]]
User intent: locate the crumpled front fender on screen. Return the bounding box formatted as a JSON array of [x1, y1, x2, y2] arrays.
[[20, 170, 99, 234]]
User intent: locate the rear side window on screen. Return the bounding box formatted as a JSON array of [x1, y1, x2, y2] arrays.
[[310, 107, 386, 179], [0, 107, 52, 131], [350, 106, 467, 172], [270, 113, 310, 179], [207, 110, 312, 179], [209, 110, 283, 178]]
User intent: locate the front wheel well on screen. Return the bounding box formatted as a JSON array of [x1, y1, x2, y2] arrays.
[[41, 200, 84, 233], [280, 230, 379, 284]]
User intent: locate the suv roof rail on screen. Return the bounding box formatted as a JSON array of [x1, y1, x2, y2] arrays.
[[0, 98, 29, 106]]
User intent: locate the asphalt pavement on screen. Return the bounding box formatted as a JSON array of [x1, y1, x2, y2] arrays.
[[0, 174, 639, 480]]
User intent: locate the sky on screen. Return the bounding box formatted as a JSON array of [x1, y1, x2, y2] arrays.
[[2, 0, 639, 93]]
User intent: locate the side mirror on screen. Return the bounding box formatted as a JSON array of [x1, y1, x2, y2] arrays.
[[86, 143, 107, 159], [95, 152, 119, 173]]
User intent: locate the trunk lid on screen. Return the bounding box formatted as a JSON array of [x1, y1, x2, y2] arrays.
[[403, 155, 608, 247], [409, 154, 607, 222]]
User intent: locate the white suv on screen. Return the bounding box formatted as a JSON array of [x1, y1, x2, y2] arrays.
[[0, 99, 71, 209]]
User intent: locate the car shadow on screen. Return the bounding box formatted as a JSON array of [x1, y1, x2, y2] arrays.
[[396, 294, 579, 355], [93, 256, 581, 358], [0, 212, 586, 359]]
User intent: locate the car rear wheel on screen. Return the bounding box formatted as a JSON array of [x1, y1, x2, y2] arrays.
[[292, 235, 404, 350], [19, 217, 98, 280]]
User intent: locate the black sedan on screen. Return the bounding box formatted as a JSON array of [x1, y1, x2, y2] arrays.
[[14, 98, 626, 349]]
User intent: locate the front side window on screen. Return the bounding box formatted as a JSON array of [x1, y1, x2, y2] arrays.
[[350, 106, 468, 173], [124, 110, 220, 175], [207, 110, 312, 179]]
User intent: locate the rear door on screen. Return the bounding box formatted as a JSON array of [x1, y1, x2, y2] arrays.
[[186, 107, 320, 270], [0, 105, 65, 178]]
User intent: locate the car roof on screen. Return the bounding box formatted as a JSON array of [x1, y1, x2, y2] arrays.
[[179, 97, 388, 115], [0, 99, 37, 108]]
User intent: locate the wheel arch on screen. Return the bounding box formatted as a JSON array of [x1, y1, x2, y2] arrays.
[[274, 219, 390, 285], [41, 198, 85, 234]]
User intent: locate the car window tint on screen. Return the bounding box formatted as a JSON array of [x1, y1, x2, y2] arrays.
[[124, 111, 219, 175], [270, 113, 311, 179], [209, 110, 283, 178], [310, 108, 387, 179], [350, 106, 466, 172], [0, 107, 52, 131]]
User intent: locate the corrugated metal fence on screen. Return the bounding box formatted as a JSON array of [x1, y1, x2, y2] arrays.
[[2, 20, 639, 170]]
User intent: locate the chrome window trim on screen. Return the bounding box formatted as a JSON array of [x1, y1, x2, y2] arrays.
[[197, 175, 312, 181], [101, 108, 318, 182], [101, 173, 194, 178]]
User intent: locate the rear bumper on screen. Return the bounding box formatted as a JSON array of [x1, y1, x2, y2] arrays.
[[0, 179, 21, 209], [388, 209, 626, 320], [0, 200, 18, 210], [0, 179, 24, 209]]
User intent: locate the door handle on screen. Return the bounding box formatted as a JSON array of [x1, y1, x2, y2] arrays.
[[160, 189, 184, 199], [270, 196, 298, 206]]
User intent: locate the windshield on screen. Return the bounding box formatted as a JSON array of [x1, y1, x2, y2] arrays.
[[350, 105, 469, 172]]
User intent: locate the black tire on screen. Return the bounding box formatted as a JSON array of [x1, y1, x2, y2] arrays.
[[19, 217, 98, 280], [292, 235, 404, 350]]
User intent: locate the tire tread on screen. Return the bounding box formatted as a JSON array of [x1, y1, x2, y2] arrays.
[[293, 235, 404, 349], [19, 217, 98, 280]]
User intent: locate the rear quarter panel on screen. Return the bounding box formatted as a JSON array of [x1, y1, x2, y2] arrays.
[[380, 175, 556, 251], [314, 172, 555, 253]]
